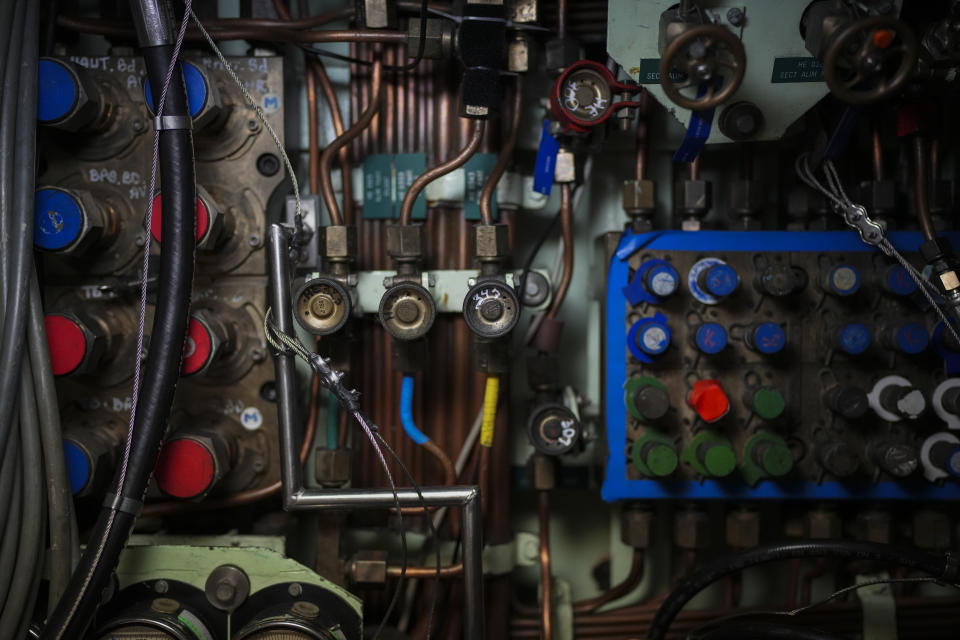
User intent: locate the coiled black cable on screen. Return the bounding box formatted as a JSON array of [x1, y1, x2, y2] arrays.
[[39, 1, 196, 637], [648, 540, 960, 640]]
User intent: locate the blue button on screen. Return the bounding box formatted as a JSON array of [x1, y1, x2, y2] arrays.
[[838, 323, 871, 355], [34, 188, 84, 250], [751, 322, 786, 354], [63, 440, 90, 495], [636, 322, 671, 356], [645, 263, 680, 298], [826, 264, 860, 296], [885, 265, 917, 296], [695, 322, 727, 354], [144, 61, 208, 119], [703, 264, 738, 297], [37, 59, 78, 123], [895, 323, 929, 355]]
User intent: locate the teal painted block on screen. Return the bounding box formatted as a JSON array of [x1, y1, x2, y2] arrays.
[[395, 153, 427, 220], [362, 154, 394, 219], [463, 153, 498, 221]]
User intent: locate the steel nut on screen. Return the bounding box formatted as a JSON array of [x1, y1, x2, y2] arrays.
[[725, 509, 760, 548], [674, 179, 711, 217], [386, 224, 425, 259], [912, 510, 951, 549], [674, 510, 710, 550], [320, 225, 357, 260], [545, 38, 581, 73], [474, 224, 510, 259], [315, 447, 352, 486], [728, 179, 762, 216], [406, 18, 453, 60], [622, 179, 656, 213], [621, 506, 654, 549], [350, 550, 388, 584]]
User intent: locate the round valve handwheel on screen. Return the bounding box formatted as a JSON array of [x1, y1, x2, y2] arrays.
[[659, 24, 746, 111], [823, 16, 918, 105]]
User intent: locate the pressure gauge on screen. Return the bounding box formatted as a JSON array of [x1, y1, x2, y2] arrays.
[[379, 282, 436, 340], [294, 277, 351, 336], [462, 280, 520, 338], [528, 404, 581, 456]]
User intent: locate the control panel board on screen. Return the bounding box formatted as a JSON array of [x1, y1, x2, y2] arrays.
[[604, 231, 960, 500]]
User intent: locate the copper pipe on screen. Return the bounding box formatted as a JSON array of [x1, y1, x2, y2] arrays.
[[387, 561, 464, 578], [306, 65, 320, 194], [399, 119, 486, 225], [545, 183, 574, 319], [320, 52, 383, 226], [557, 0, 568, 39], [931, 138, 941, 179], [479, 76, 524, 225], [142, 367, 321, 516], [385, 47, 396, 153], [914, 136, 936, 241], [872, 125, 884, 181], [539, 490, 553, 640], [423, 440, 456, 486], [308, 58, 353, 223], [689, 154, 700, 180], [56, 16, 407, 43], [635, 90, 650, 181], [572, 550, 644, 614]]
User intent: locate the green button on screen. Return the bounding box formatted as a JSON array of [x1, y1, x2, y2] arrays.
[[753, 387, 785, 420], [703, 444, 736, 477], [761, 443, 794, 477], [646, 444, 678, 477]]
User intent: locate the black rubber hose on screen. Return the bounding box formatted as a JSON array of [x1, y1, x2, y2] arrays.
[[648, 540, 959, 640], [699, 621, 849, 640], [39, 11, 196, 640]]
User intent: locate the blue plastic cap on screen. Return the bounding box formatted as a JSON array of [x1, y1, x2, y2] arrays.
[[704, 263, 738, 297], [37, 59, 78, 123], [645, 263, 680, 298], [752, 322, 786, 354], [947, 446, 960, 478], [63, 440, 90, 495], [885, 265, 918, 296], [895, 323, 929, 355], [838, 323, 871, 355], [827, 264, 860, 296], [144, 61, 208, 119], [34, 188, 84, 250], [695, 322, 727, 355], [636, 322, 671, 355]]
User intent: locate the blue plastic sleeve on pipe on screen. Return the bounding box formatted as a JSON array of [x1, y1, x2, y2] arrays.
[[400, 375, 430, 445]]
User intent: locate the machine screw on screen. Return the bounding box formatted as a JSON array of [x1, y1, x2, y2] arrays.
[[287, 582, 303, 597], [256, 152, 281, 176], [247, 118, 260, 132], [251, 348, 266, 363], [726, 7, 745, 26], [153, 580, 169, 594], [248, 233, 260, 247], [204, 564, 250, 612], [131, 118, 145, 133], [135, 233, 146, 247], [291, 601, 320, 619], [151, 598, 180, 614]]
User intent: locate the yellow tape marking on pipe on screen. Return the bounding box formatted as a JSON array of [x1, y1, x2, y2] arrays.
[[480, 375, 499, 448]]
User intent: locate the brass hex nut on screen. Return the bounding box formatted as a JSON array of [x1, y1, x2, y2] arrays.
[[725, 509, 760, 548], [386, 223, 425, 259], [728, 179, 763, 216], [545, 38, 581, 73], [856, 510, 892, 544], [508, 36, 530, 73], [406, 18, 453, 60], [474, 224, 510, 259], [621, 506, 654, 549], [315, 447, 352, 487], [554, 149, 576, 183], [320, 225, 357, 260], [674, 510, 710, 550], [674, 179, 711, 217], [806, 509, 842, 539]]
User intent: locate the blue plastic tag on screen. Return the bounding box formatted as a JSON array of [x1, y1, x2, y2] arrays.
[[533, 120, 560, 195], [672, 82, 718, 163]]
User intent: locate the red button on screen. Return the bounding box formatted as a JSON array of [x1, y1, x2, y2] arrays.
[[150, 193, 210, 243], [154, 437, 216, 498], [45, 314, 87, 376], [181, 316, 213, 376], [688, 379, 729, 423]]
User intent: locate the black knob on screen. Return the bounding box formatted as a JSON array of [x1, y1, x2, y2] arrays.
[[755, 264, 805, 297], [871, 441, 919, 477], [941, 387, 960, 417], [818, 441, 859, 478], [718, 101, 764, 140], [633, 384, 671, 422], [823, 385, 869, 420]]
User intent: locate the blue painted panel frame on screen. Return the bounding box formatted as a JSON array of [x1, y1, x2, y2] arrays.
[[603, 230, 960, 501]]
